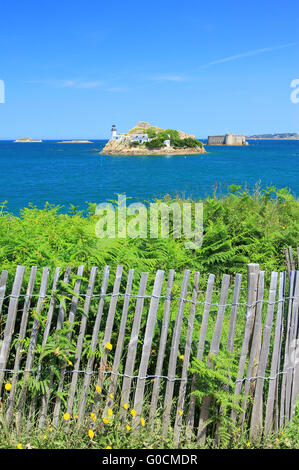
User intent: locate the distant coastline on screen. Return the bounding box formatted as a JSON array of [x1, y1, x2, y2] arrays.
[[247, 133, 299, 140]]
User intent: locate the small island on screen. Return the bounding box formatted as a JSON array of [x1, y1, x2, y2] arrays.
[[100, 122, 206, 155], [14, 138, 42, 142]]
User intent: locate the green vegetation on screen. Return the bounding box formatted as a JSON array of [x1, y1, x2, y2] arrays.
[[0, 185, 298, 281], [145, 128, 203, 149]]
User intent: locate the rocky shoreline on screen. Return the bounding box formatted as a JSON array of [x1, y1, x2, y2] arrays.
[[100, 146, 206, 155]]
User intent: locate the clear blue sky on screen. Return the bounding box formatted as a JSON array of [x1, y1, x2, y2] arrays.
[[0, 0, 298, 139]]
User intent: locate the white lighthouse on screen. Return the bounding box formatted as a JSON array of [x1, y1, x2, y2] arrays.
[[111, 124, 117, 139]]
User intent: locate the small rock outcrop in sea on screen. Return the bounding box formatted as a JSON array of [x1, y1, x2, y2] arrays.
[[100, 122, 206, 155], [14, 138, 43, 142]]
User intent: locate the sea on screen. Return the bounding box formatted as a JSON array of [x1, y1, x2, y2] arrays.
[[0, 139, 298, 215]]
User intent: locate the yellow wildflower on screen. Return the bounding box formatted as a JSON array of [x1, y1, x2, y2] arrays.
[[75, 414, 79, 420], [4, 383, 12, 391], [140, 418, 145, 427], [63, 412, 70, 421], [103, 417, 109, 424], [96, 386, 101, 393], [105, 342, 112, 351], [126, 425, 131, 431], [108, 408, 113, 417], [88, 429, 94, 439], [178, 410, 183, 415], [43, 435, 47, 440], [17, 443, 22, 449], [68, 361, 73, 366], [275, 438, 280, 442], [106, 446, 112, 449], [247, 442, 251, 447], [130, 409, 137, 417], [179, 355, 184, 360], [49, 427, 53, 432], [123, 403, 129, 410], [90, 412, 97, 422], [109, 394, 114, 399]]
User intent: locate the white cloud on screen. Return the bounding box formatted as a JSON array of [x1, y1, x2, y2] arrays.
[[28, 79, 103, 88]]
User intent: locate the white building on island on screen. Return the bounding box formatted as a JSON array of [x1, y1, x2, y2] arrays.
[[110, 124, 172, 147], [111, 124, 151, 144]]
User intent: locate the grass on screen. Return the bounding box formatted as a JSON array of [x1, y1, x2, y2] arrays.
[[0, 403, 298, 449]]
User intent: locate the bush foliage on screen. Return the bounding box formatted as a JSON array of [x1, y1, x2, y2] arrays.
[[0, 185, 298, 279]]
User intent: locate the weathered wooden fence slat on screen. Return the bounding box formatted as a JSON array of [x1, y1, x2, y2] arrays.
[[289, 248, 295, 271], [133, 269, 165, 421], [250, 271, 278, 438], [290, 271, 299, 420], [149, 269, 175, 424], [197, 274, 230, 442], [120, 272, 148, 416], [16, 267, 50, 426], [29, 266, 63, 427], [226, 273, 242, 354], [0, 266, 26, 395], [216, 273, 243, 437], [49, 265, 84, 427], [231, 269, 259, 423], [92, 265, 123, 417], [279, 270, 295, 427], [173, 271, 200, 443], [78, 265, 110, 423], [5, 266, 38, 426], [0, 269, 8, 318], [162, 269, 190, 436], [284, 271, 297, 423], [105, 269, 134, 413], [265, 271, 285, 433], [240, 271, 265, 426], [186, 273, 215, 439], [65, 267, 98, 420]]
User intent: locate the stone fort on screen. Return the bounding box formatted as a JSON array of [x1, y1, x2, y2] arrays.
[[207, 133, 248, 145]]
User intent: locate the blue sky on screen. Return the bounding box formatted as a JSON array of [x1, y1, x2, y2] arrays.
[[0, 0, 298, 139]]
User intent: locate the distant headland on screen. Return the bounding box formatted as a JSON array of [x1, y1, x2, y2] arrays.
[[247, 133, 299, 140], [100, 122, 206, 155], [14, 138, 42, 143]]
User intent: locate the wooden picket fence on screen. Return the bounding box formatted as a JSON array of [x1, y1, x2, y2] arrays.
[[0, 263, 298, 442], [284, 246, 299, 272]]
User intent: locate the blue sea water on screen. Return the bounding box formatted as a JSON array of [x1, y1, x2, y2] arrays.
[[0, 139, 298, 214]]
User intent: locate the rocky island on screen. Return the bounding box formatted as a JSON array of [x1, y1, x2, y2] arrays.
[[100, 122, 206, 155], [14, 138, 42, 142]]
